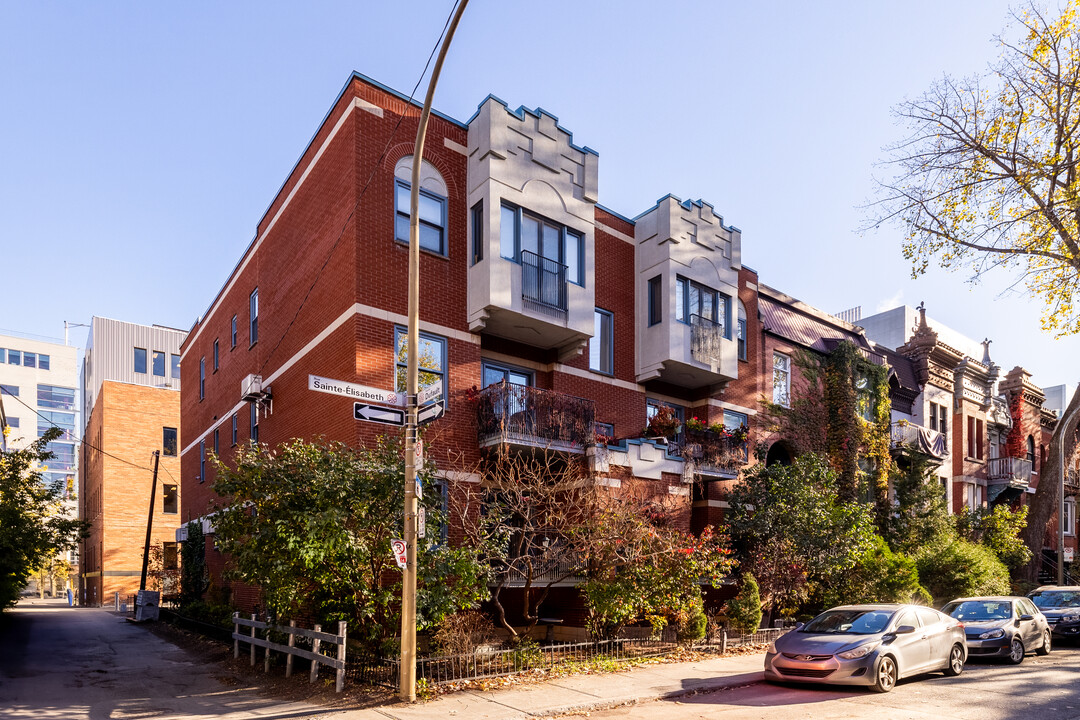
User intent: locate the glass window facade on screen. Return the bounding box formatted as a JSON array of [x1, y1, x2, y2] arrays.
[[38, 385, 75, 411], [38, 411, 75, 441]]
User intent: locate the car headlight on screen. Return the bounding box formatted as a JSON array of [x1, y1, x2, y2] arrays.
[[1061, 614, 1080, 623], [978, 629, 1005, 640], [767, 640, 778, 654], [837, 642, 880, 660]]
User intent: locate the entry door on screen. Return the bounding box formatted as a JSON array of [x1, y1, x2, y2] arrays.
[[483, 363, 531, 420]]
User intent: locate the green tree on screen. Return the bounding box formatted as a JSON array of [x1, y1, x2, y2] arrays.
[[724, 573, 763, 634], [728, 454, 875, 617], [886, 453, 953, 554], [956, 504, 1033, 572], [825, 535, 931, 608], [873, 1, 1080, 336], [0, 429, 88, 609], [916, 538, 1011, 602], [211, 436, 489, 649], [179, 519, 210, 606]]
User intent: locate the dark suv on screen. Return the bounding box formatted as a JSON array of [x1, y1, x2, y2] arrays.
[[1027, 586, 1080, 641]]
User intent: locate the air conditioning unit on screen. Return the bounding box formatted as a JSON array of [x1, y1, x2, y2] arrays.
[[241, 374, 263, 401]]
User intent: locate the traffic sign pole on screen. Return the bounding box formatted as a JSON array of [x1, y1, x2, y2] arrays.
[[400, 0, 469, 702]]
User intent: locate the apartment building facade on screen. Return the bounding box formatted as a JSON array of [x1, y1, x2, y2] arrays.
[[79, 317, 186, 605]]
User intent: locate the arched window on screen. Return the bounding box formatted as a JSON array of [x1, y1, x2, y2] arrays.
[[393, 156, 448, 255]]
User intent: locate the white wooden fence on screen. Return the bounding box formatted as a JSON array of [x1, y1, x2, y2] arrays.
[[232, 613, 348, 692]]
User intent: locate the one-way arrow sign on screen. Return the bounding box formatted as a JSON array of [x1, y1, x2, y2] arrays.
[[354, 403, 405, 426], [417, 400, 445, 425]]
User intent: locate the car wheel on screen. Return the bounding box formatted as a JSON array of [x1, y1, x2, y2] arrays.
[[1008, 637, 1025, 665], [1036, 629, 1051, 656], [871, 655, 897, 693], [943, 644, 965, 676]]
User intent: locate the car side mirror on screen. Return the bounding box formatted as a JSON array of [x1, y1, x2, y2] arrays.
[[894, 625, 917, 634], [1019, 614, 1034, 621], [794, 622, 804, 630]]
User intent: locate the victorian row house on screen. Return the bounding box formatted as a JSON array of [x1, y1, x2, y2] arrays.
[[178, 72, 1076, 620]]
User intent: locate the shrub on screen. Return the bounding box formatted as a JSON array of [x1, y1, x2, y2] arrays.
[[916, 538, 1010, 603], [433, 610, 497, 656], [725, 574, 763, 634], [825, 535, 931, 607], [676, 609, 707, 643]]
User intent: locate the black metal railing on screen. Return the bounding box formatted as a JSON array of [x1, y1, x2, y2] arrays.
[[476, 382, 595, 449], [988, 456, 1033, 483], [680, 427, 749, 475], [689, 313, 725, 368], [521, 250, 568, 317]]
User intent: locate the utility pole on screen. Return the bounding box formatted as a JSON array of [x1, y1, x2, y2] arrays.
[[400, 0, 469, 702], [139, 450, 161, 592], [1059, 430, 1066, 585]]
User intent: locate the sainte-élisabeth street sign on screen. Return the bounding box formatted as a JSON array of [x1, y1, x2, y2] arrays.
[[309, 375, 444, 427]]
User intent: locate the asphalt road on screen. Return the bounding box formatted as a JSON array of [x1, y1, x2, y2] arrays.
[[565, 644, 1080, 720], [0, 597, 326, 720]]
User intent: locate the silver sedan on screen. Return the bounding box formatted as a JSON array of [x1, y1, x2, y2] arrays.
[[764, 604, 967, 693]]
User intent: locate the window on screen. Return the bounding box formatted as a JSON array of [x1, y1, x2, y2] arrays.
[[199, 357, 205, 400], [38, 411, 75, 441], [250, 402, 259, 443], [590, 309, 614, 375], [213, 428, 219, 455], [0, 384, 18, 397], [199, 440, 205, 482], [648, 276, 662, 326], [38, 354, 49, 371], [482, 361, 531, 388], [45, 442, 75, 471], [0, 348, 4, 363], [231, 315, 237, 348], [395, 180, 447, 255], [152, 351, 165, 377], [967, 417, 984, 460], [249, 289, 259, 345], [1027, 435, 1036, 465], [23, 352, 36, 368], [394, 327, 446, 395], [595, 421, 615, 441], [170, 353, 180, 379], [723, 410, 748, 429], [929, 402, 948, 436], [134, 347, 147, 374], [498, 202, 584, 285], [37, 385, 75, 410], [163, 542, 179, 570], [965, 482, 978, 511], [231, 414, 237, 446], [163, 427, 177, 456], [162, 484, 178, 514], [676, 276, 730, 337], [471, 201, 483, 264], [7, 350, 20, 365], [737, 301, 747, 361], [213, 339, 219, 372], [773, 353, 791, 408], [1064, 499, 1076, 537], [646, 399, 684, 440], [5, 417, 18, 428]]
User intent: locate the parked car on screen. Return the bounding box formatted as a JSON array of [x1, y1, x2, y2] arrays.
[[764, 604, 966, 693], [1027, 586, 1080, 642], [941, 596, 1051, 663]]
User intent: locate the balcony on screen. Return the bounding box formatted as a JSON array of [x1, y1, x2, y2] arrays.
[[521, 250, 567, 319], [476, 382, 595, 454], [675, 428, 750, 479], [889, 421, 946, 460], [690, 314, 726, 371], [987, 456, 1033, 486]]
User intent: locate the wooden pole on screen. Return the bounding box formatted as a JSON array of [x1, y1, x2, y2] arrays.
[[286, 620, 295, 678], [250, 613, 256, 667], [264, 614, 271, 673], [336, 621, 347, 693], [233, 612, 239, 659], [310, 624, 322, 683], [138, 451, 161, 592]]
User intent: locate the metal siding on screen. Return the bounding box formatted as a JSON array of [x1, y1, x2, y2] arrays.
[[83, 318, 187, 418]]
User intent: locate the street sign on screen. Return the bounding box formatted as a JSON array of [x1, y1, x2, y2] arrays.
[[418, 506, 426, 539], [417, 399, 445, 425], [413, 438, 423, 468], [417, 382, 443, 405], [391, 539, 407, 569], [1066, 547, 1075, 563], [354, 403, 405, 426], [311, 375, 404, 406], [415, 478, 423, 501]]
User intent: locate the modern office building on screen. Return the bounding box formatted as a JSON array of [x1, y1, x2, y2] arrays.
[[78, 317, 186, 606]]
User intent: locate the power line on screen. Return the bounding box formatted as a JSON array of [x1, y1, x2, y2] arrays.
[[258, 0, 462, 377]]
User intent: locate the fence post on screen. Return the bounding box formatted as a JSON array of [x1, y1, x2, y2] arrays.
[[721, 630, 727, 655], [310, 624, 322, 683], [264, 614, 271, 674], [233, 612, 239, 659], [286, 620, 296, 678], [114, 591, 120, 611], [336, 621, 347, 693], [250, 614, 256, 667]]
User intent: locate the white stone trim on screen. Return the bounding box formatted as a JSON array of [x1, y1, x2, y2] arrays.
[[554, 363, 643, 393], [444, 137, 468, 156], [595, 219, 635, 245], [668, 485, 690, 496], [597, 476, 622, 488], [691, 499, 730, 509], [183, 98, 365, 360], [698, 398, 758, 416]]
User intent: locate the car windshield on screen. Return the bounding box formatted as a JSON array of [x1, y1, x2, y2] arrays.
[[942, 600, 1012, 621], [1030, 591, 1080, 608], [801, 609, 895, 635]]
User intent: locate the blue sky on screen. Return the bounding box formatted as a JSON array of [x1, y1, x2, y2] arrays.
[[1, 1, 1076, 390]]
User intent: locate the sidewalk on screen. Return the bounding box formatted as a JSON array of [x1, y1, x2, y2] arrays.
[[333, 651, 765, 720]]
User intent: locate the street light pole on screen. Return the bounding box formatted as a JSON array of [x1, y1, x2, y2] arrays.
[[400, 0, 469, 702], [1059, 426, 1066, 585]]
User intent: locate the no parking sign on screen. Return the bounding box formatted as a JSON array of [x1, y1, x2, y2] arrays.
[[391, 538, 407, 569]]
